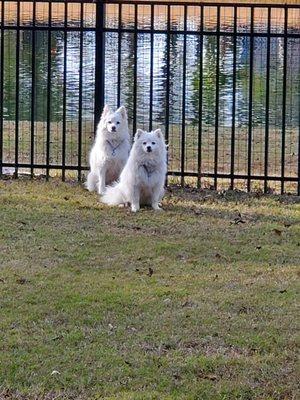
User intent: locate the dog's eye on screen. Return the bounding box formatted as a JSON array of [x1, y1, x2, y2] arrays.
[[143, 142, 147, 145], [116, 121, 120, 125], [108, 121, 112, 124], [152, 142, 156, 145]]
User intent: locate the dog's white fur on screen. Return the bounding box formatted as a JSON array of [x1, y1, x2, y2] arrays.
[[101, 129, 167, 212], [86, 105, 131, 195]]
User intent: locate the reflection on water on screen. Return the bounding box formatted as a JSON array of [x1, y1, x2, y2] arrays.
[[105, 30, 299, 129], [2, 30, 95, 122], [1, 13, 300, 131]]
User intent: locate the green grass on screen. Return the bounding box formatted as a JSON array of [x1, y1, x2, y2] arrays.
[[0, 179, 299, 399]]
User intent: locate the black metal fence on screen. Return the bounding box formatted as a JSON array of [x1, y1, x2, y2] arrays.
[[0, 0, 299, 194]]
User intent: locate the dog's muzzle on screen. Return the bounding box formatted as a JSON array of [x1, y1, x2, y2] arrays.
[[146, 146, 152, 152]]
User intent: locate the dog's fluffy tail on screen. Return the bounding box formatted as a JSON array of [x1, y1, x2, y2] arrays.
[[101, 182, 124, 205], [85, 171, 98, 192]]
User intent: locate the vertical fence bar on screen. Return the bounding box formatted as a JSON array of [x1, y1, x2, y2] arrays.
[[165, 4, 170, 144], [165, 4, 171, 144], [197, 4, 203, 189], [165, 4, 170, 184], [78, 2, 84, 181], [149, 3, 154, 131], [247, 7, 254, 192], [230, 6, 237, 190], [46, 1, 52, 180], [214, 6, 220, 190], [117, 2, 122, 107], [30, 0, 36, 177], [181, 5, 187, 186], [281, 6, 288, 194], [94, 0, 105, 132], [0, 1, 4, 177], [264, 7, 271, 193], [133, 4, 138, 134], [297, 91, 300, 196], [61, 2, 67, 181], [14, 0, 20, 178]]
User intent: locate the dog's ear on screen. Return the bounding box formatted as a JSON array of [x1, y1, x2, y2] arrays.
[[154, 129, 163, 139], [135, 129, 144, 141], [117, 106, 127, 120], [101, 105, 111, 118]]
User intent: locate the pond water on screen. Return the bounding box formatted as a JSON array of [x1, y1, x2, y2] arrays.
[[1, 5, 300, 131]]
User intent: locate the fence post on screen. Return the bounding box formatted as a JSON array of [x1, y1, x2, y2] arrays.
[[94, 0, 105, 133], [0, 1, 4, 177]]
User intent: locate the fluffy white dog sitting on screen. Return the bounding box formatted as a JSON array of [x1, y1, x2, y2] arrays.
[[86, 105, 131, 195], [101, 128, 167, 212]]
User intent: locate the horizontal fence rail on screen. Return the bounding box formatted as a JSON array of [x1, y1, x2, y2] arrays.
[[0, 0, 299, 194]]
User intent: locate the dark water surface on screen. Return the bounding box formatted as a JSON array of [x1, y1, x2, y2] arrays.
[[2, 6, 299, 130]]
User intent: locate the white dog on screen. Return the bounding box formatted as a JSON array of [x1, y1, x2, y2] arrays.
[[101, 128, 167, 212], [86, 105, 131, 195]]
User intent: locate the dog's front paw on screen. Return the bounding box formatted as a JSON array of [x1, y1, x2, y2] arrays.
[[131, 204, 140, 213], [97, 180, 106, 196], [118, 203, 129, 208], [152, 203, 163, 211]]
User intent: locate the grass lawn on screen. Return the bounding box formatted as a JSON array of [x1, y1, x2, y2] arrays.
[[0, 179, 299, 400]]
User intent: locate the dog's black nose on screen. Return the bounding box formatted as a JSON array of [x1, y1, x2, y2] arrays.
[[147, 146, 152, 152], [111, 126, 116, 132]]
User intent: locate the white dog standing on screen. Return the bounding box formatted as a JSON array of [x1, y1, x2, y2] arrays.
[[101, 129, 167, 212], [86, 105, 131, 195]]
